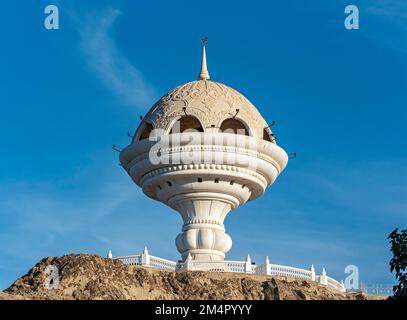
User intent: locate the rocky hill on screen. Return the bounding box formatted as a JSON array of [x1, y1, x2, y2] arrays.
[[2, 254, 368, 300]]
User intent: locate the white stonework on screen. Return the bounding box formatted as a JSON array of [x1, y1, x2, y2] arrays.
[[111, 247, 346, 293], [140, 80, 271, 139], [117, 42, 345, 293], [120, 44, 287, 262]]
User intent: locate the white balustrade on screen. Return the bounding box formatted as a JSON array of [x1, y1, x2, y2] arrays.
[[148, 255, 177, 271], [262, 264, 313, 279], [110, 248, 346, 293], [114, 254, 142, 266], [327, 276, 346, 292], [178, 260, 248, 273]]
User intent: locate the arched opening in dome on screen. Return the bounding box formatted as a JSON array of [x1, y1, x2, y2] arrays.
[[219, 118, 250, 136], [263, 129, 273, 142], [137, 123, 154, 141], [170, 116, 204, 134]]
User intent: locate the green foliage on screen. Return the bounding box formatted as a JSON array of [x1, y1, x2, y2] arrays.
[[388, 228, 407, 300]]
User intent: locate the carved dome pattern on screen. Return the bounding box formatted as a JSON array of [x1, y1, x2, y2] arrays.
[[143, 80, 269, 139]]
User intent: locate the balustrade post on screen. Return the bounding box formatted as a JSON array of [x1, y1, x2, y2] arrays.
[[244, 254, 252, 273], [340, 280, 346, 292], [310, 264, 316, 281], [264, 256, 270, 275], [185, 252, 193, 271], [141, 246, 150, 266], [319, 267, 328, 285]]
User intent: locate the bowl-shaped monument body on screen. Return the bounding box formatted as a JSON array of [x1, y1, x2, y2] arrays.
[[120, 132, 287, 261]]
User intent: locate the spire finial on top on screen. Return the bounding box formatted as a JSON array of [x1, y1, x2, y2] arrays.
[[198, 36, 210, 80]]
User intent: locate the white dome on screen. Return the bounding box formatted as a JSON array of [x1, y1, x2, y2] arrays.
[[139, 79, 271, 140]]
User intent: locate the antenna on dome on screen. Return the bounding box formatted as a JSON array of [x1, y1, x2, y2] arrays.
[[112, 145, 122, 152], [265, 120, 276, 129], [202, 36, 208, 46], [139, 115, 147, 123], [198, 36, 210, 80], [270, 133, 277, 142]]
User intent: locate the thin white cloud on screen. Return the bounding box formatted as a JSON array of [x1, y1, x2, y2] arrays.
[[65, 4, 157, 109], [364, 0, 407, 53], [0, 163, 138, 238], [366, 0, 407, 22]]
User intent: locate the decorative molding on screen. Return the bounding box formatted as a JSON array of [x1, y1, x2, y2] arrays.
[[142, 80, 270, 139], [139, 163, 269, 188], [127, 143, 283, 174], [183, 219, 224, 227]]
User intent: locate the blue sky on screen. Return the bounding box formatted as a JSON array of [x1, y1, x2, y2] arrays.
[[0, 0, 406, 289]]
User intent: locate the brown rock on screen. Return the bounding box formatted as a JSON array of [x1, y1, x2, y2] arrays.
[[2, 254, 371, 300]]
